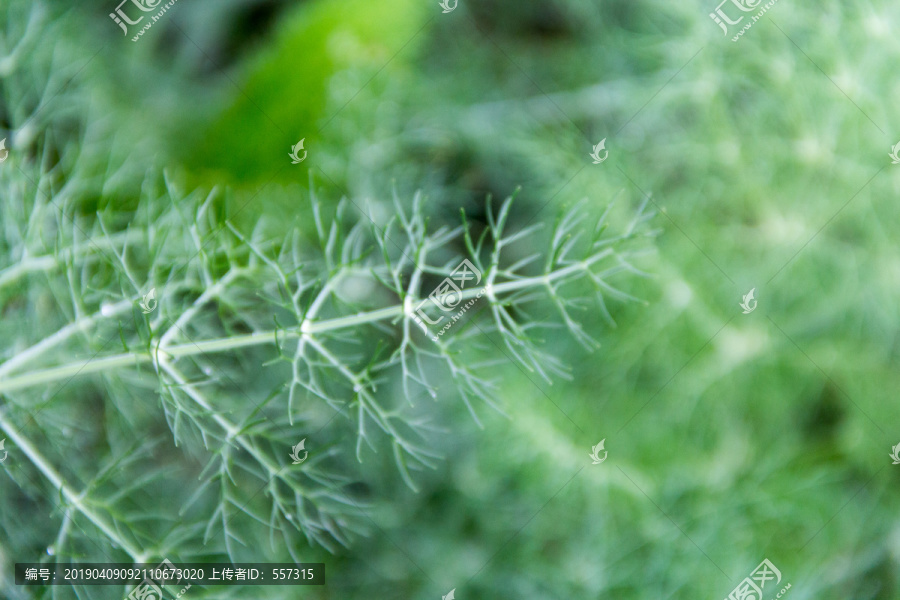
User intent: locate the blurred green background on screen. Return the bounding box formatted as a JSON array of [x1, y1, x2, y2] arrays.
[[2, 0, 900, 598]]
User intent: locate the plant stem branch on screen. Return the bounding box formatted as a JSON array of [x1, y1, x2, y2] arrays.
[[0, 255, 608, 394], [0, 299, 133, 378], [0, 410, 145, 560]]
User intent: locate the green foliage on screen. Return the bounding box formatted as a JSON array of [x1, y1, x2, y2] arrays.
[[4, 0, 900, 599], [181, 0, 429, 187], [0, 7, 653, 600]]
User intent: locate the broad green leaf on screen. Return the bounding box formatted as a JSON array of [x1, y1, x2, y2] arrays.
[[181, 0, 429, 188]]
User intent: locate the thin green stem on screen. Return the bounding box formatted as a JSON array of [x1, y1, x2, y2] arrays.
[[0, 230, 144, 291], [0, 254, 608, 394], [0, 410, 145, 561]]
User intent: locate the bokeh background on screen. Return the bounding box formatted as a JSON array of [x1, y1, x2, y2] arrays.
[[2, 0, 900, 598]]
